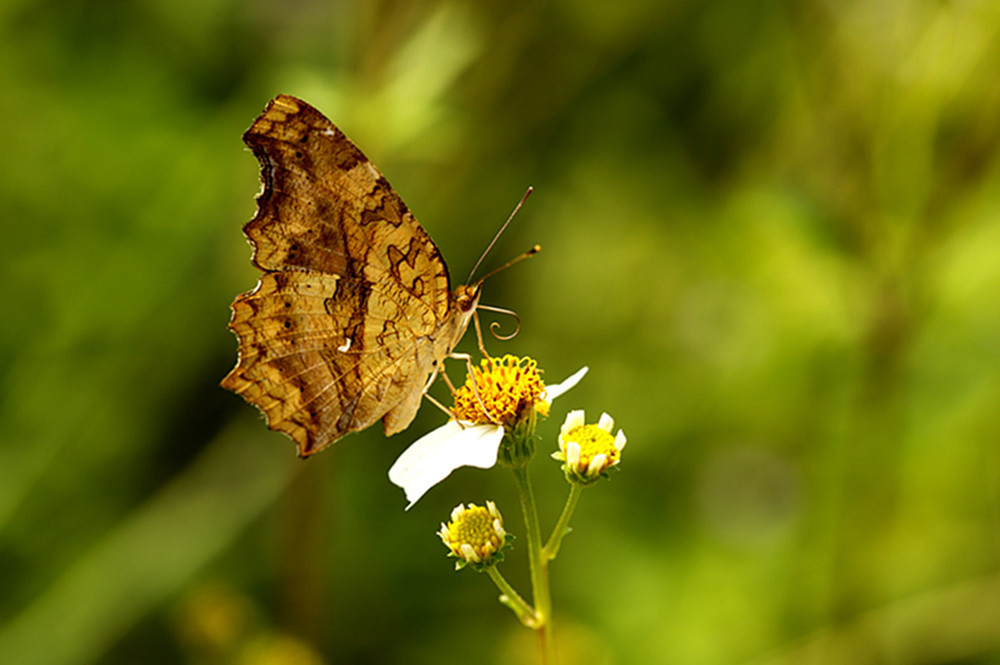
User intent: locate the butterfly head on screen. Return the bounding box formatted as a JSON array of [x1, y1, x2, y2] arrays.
[[454, 283, 482, 315]]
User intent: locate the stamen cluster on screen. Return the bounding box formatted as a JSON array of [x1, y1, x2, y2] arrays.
[[452, 355, 547, 427]]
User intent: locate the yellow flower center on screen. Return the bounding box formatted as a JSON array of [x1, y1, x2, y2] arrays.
[[564, 424, 619, 469], [452, 355, 547, 426], [444, 504, 502, 560]]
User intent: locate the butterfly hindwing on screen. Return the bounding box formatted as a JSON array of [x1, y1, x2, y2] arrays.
[[223, 271, 431, 455]]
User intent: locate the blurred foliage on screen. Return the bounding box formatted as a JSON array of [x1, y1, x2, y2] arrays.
[[2, 0, 1000, 663]]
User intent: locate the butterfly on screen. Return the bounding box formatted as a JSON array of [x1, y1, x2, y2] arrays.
[[221, 94, 485, 458]]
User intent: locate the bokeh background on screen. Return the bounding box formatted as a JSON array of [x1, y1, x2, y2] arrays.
[[3, 1, 1000, 663]]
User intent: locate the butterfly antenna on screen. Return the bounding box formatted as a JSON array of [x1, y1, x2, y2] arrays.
[[472, 244, 541, 287], [467, 186, 534, 285]]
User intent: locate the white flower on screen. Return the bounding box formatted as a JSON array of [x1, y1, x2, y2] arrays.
[[552, 410, 627, 484], [388, 365, 588, 509]]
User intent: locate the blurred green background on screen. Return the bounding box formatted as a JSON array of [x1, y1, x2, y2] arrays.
[[3, 0, 1000, 663]]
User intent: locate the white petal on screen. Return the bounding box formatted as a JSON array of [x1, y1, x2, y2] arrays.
[[459, 543, 480, 563], [566, 441, 582, 468], [598, 412, 614, 432], [614, 430, 627, 451], [587, 453, 607, 476], [544, 367, 588, 402], [560, 410, 586, 436], [388, 422, 504, 509]]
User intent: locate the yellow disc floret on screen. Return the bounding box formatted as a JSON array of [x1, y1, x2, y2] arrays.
[[563, 424, 618, 467], [452, 355, 548, 427]]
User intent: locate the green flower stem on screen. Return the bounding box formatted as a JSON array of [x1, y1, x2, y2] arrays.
[[512, 465, 556, 664], [486, 565, 538, 628], [543, 484, 583, 560]]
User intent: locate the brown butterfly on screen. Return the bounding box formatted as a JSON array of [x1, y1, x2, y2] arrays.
[[222, 94, 488, 458]]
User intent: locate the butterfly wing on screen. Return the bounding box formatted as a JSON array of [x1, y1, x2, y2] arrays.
[[222, 95, 455, 457]]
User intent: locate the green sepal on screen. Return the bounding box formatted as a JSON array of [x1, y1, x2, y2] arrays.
[[563, 462, 622, 487], [497, 409, 538, 468]]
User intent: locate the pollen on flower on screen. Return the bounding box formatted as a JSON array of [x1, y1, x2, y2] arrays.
[[553, 411, 627, 484], [438, 501, 507, 565], [452, 355, 547, 428]]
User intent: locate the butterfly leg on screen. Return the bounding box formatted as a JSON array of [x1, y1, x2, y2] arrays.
[[419, 363, 463, 423], [472, 311, 490, 357], [439, 364, 459, 395], [419, 356, 481, 429], [423, 391, 458, 420]]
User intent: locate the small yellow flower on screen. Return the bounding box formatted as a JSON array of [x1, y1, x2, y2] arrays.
[[438, 501, 509, 569], [552, 411, 627, 485]]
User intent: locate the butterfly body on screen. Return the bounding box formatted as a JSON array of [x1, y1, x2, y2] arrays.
[[222, 95, 480, 457]]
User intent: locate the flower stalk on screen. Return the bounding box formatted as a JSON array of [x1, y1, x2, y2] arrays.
[[543, 484, 583, 560], [486, 566, 539, 628], [513, 465, 556, 664]]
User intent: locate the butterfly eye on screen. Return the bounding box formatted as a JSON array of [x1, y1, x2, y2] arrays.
[[454, 285, 480, 312]]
